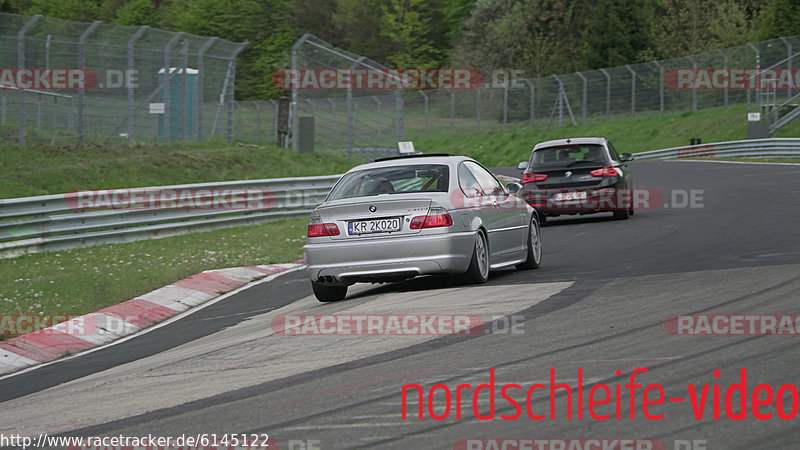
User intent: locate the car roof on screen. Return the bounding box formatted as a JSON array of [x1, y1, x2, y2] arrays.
[[346, 154, 474, 171], [533, 137, 608, 150]]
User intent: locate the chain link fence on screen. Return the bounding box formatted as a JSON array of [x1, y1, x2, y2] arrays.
[[0, 12, 247, 146], [244, 34, 799, 155]]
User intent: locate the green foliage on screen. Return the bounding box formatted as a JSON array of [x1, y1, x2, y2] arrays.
[[755, 0, 800, 41], [112, 0, 157, 26], [25, 0, 103, 21], [380, 0, 444, 67]]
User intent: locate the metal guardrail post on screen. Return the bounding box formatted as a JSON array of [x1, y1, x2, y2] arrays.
[[17, 15, 41, 146], [600, 68, 611, 121], [523, 79, 534, 129], [126, 26, 148, 145], [196, 37, 217, 142]]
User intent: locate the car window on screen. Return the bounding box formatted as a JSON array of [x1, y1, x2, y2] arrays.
[[458, 163, 483, 198], [328, 164, 449, 200], [463, 161, 504, 196], [531, 144, 609, 166], [607, 141, 621, 161]]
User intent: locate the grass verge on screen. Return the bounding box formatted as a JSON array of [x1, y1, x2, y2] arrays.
[[0, 141, 359, 199], [0, 217, 308, 325]]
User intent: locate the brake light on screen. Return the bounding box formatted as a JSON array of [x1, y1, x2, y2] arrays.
[[308, 222, 340, 237], [410, 207, 453, 229], [522, 171, 548, 183], [590, 165, 619, 177]]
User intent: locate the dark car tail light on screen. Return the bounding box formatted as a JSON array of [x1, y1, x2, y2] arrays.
[[410, 207, 453, 229], [522, 171, 548, 183], [590, 165, 619, 177]]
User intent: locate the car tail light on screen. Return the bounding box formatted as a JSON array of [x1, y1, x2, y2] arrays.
[[522, 171, 548, 183], [308, 215, 340, 237], [590, 165, 619, 177], [410, 207, 453, 229]]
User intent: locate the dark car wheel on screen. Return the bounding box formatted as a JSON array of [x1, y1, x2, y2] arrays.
[[516, 216, 542, 270], [613, 191, 630, 220], [311, 281, 348, 302], [462, 230, 490, 284]]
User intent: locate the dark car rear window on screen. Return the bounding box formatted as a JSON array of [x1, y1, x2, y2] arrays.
[[531, 144, 608, 166], [328, 164, 450, 200]]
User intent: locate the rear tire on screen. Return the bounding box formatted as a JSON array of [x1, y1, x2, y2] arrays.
[[462, 231, 489, 284], [516, 215, 542, 270], [311, 281, 348, 302], [613, 191, 630, 220]]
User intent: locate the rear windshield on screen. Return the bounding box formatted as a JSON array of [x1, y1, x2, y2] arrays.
[[531, 144, 608, 166], [328, 164, 450, 200]]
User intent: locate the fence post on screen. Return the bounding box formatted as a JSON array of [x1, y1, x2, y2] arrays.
[[270, 99, 278, 141], [779, 37, 792, 100], [600, 68, 611, 121], [503, 83, 508, 132], [196, 37, 217, 142], [347, 56, 365, 159], [394, 91, 403, 143], [449, 90, 455, 135], [652, 61, 664, 116], [291, 34, 310, 151], [718, 50, 728, 108], [625, 65, 636, 119], [17, 15, 41, 146], [418, 91, 428, 137], [162, 32, 184, 143], [523, 79, 534, 129], [226, 41, 248, 144], [686, 56, 697, 111], [253, 100, 260, 141], [552, 75, 564, 127], [475, 87, 481, 133], [126, 26, 148, 145], [372, 96, 382, 140], [576, 72, 587, 126], [746, 43, 759, 114]]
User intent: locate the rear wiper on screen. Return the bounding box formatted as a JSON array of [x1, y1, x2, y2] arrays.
[[566, 160, 601, 167]]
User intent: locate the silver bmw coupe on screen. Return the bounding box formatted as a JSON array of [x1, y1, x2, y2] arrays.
[[303, 153, 541, 302]]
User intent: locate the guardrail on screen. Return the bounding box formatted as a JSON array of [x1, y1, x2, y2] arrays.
[[0, 175, 341, 258], [635, 138, 800, 160]]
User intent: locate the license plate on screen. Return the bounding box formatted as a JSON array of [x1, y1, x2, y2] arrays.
[[348, 217, 402, 235], [553, 191, 587, 201]]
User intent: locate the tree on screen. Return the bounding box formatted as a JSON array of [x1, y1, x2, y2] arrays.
[[755, 0, 800, 41], [25, 0, 102, 21], [331, 0, 391, 62], [581, 0, 656, 69], [113, 0, 158, 26], [380, 0, 444, 67], [287, 0, 338, 43]]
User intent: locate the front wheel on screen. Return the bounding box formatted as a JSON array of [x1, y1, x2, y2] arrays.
[[516, 215, 542, 270], [461, 231, 490, 284], [311, 281, 348, 302]]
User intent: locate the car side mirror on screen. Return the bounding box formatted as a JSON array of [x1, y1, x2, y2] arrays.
[[506, 182, 522, 194], [620, 153, 634, 162], [517, 161, 528, 171]]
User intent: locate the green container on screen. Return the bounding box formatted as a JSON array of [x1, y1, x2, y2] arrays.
[[157, 67, 197, 142]]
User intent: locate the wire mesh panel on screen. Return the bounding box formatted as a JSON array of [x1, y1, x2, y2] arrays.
[[276, 34, 800, 156], [0, 11, 246, 147]]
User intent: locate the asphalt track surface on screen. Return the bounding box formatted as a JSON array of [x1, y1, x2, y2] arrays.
[[2, 160, 800, 449]]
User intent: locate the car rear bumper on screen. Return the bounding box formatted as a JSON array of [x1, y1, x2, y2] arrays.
[[304, 231, 476, 285], [521, 186, 627, 213]]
